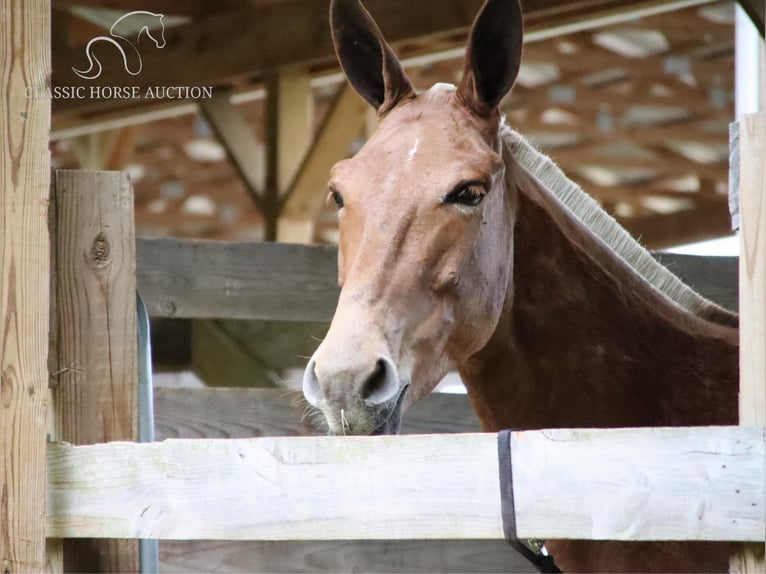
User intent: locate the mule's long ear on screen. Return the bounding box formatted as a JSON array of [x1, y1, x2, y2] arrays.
[[331, 0, 414, 114], [457, 0, 523, 115]]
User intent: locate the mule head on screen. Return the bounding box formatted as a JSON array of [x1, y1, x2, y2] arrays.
[[303, 0, 523, 435]]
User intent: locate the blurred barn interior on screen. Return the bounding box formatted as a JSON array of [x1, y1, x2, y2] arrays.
[[50, 0, 763, 387]]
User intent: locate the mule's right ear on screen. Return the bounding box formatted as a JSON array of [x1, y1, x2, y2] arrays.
[[331, 0, 414, 114]]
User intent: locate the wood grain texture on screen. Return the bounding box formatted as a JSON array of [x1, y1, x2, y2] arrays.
[[136, 239, 737, 320], [510, 426, 764, 542], [50, 171, 139, 572], [46, 427, 763, 542], [0, 1, 51, 572], [152, 387, 480, 440], [159, 539, 534, 573], [136, 238, 339, 321], [199, 91, 267, 210], [738, 114, 766, 428], [732, 113, 766, 573], [152, 389, 486, 573]]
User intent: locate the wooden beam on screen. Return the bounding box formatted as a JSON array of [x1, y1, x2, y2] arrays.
[[53, 0, 237, 17], [279, 84, 368, 242], [136, 238, 738, 321], [152, 388, 481, 440], [50, 171, 139, 572], [71, 127, 135, 170], [619, 197, 733, 249], [191, 321, 278, 389], [737, 114, 766, 427], [153, 388, 512, 573], [160, 539, 534, 574], [46, 427, 764, 541], [135, 238, 339, 321], [51, 0, 720, 118], [730, 113, 766, 574], [198, 89, 266, 211], [0, 1, 51, 572]]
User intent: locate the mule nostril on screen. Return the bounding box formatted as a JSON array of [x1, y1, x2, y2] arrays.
[[302, 358, 323, 406], [362, 359, 387, 401], [360, 358, 400, 406]]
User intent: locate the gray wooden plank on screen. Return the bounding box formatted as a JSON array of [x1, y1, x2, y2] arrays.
[[136, 238, 339, 321], [654, 253, 738, 312], [153, 389, 489, 573], [45, 428, 764, 541], [137, 239, 738, 321], [153, 388, 481, 440], [159, 540, 534, 573]]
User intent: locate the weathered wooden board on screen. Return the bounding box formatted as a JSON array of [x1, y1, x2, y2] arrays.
[[153, 387, 481, 440], [510, 426, 764, 542], [50, 171, 140, 571], [137, 238, 737, 321], [153, 390, 491, 573], [731, 113, 766, 574], [0, 1, 51, 571], [136, 238, 339, 321], [46, 427, 764, 542], [159, 540, 533, 573]]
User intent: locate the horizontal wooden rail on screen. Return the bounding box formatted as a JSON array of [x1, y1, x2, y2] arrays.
[[136, 238, 339, 321], [46, 426, 763, 542], [153, 387, 481, 439], [136, 238, 738, 321]]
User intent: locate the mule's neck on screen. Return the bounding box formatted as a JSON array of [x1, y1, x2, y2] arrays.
[[459, 164, 739, 431]]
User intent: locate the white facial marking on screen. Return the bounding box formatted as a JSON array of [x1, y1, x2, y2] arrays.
[[407, 137, 419, 163]]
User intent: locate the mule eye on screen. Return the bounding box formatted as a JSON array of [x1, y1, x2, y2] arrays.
[[444, 183, 486, 207], [328, 189, 344, 209]]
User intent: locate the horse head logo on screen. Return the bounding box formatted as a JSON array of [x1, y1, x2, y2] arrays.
[[72, 11, 166, 80]]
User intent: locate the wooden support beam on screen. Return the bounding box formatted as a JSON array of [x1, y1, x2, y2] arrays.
[[730, 113, 766, 574], [51, 0, 721, 118], [71, 127, 135, 170], [279, 84, 368, 241], [50, 171, 139, 572], [45, 427, 764, 541], [737, 114, 766, 427], [275, 67, 315, 243], [619, 197, 732, 250], [191, 321, 278, 389], [199, 89, 266, 211], [0, 1, 51, 572]]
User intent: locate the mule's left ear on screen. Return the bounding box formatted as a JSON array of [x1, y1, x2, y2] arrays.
[[331, 0, 414, 114], [457, 0, 523, 115]]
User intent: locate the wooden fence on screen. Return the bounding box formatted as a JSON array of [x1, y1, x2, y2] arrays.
[[2, 99, 764, 573]]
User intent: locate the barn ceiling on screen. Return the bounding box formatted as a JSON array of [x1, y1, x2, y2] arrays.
[[49, 0, 747, 249]]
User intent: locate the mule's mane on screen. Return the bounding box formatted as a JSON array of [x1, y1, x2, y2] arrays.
[[501, 124, 735, 325]]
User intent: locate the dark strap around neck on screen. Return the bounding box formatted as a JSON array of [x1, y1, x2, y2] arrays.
[[497, 430, 562, 574]]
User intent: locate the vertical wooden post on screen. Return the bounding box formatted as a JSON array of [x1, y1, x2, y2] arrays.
[[49, 171, 139, 572], [0, 1, 51, 572], [279, 85, 368, 242], [731, 112, 766, 573]]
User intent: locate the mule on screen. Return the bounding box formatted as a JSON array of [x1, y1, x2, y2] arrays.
[[302, 0, 739, 571]]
